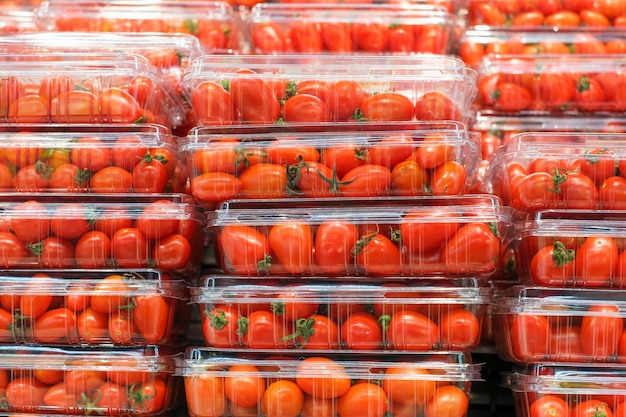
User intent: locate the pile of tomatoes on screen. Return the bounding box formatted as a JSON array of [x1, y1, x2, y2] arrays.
[[0, 131, 186, 194], [187, 75, 467, 125], [184, 131, 478, 207], [460, 31, 626, 67], [478, 57, 626, 114], [212, 208, 508, 277], [497, 298, 626, 363], [0, 198, 204, 277], [249, 6, 452, 55], [0, 347, 177, 416], [486, 150, 626, 211], [468, 0, 626, 28], [198, 279, 485, 351], [0, 272, 186, 346], [184, 352, 475, 417]]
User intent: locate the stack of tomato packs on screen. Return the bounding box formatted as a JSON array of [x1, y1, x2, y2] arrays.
[[0, 37, 209, 416], [458, 1, 626, 416], [169, 39, 519, 415]]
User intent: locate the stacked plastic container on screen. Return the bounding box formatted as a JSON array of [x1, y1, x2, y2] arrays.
[[0, 16, 209, 417], [459, 3, 626, 416], [173, 34, 509, 414]]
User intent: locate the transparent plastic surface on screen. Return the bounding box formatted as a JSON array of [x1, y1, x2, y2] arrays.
[[179, 349, 480, 417], [182, 125, 481, 207], [481, 132, 626, 211], [34, 0, 243, 52], [207, 195, 513, 277], [247, 3, 455, 54], [181, 54, 477, 126], [0, 194, 205, 276], [192, 276, 489, 351], [0, 269, 188, 346], [495, 286, 626, 363], [0, 124, 186, 194], [477, 54, 626, 116], [507, 364, 626, 417], [0, 52, 186, 130], [0, 345, 182, 415]]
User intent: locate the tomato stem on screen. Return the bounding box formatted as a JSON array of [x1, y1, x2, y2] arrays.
[[269, 301, 285, 316], [280, 317, 316, 346], [378, 315, 390, 332], [552, 240, 575, 267], [206, 308, 230, 331], [257, 253, 272, 273], [78, 390, 102, 416], [236, 317, 249, 337], [35, 160, 54, 180], [128, 382, 156, 412]]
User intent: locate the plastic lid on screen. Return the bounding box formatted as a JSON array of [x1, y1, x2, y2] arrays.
[[191, 276, 490, 305], [207, 195, 510, 226], [507, 363, 626, 394], [178, 349, 482, 381]]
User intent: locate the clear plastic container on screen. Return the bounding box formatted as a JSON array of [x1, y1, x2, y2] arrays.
[[207, 195, 513, 277], [0, 194, 205, 277], [477, 54, 626, 115], [34, 0, 243, 53], [481, 132, 626, 212], [192, 276, 489, 351], [247, 3, 456, 55], [0, 123, 186, 194], [513, 210, 626, 288], [181, 54, 477, 126], [494, 286, 626, 363], [467, 0, 626, 28], [460, 29, 626, 67], [0, 32, 208, 134], [508, 364, 626, 417], [0, 52, 186, 130], [0, 345, 181, 415], [0, 269, 188, 346], [178, 349, 480, 417], [181, 124, 481, 208], [467, 115, 626, 193], [266, 0, 461, 14]]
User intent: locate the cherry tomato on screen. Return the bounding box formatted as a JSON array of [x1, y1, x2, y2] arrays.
[[262, 380, 304, 417], [202, 305, 241, 348], [424, 385, 469, 417], [571, 399, 614, 417], [224, 365, 265, 408], [383, 366, 436, 406], [219, 225, 271, 274], [385, 310, 439, 350], [438, 309, 480, 350], [336, 382, 388, 417], [314, 220, 359, 275], [510, 314, 551, 361], [185, 375, 226, 417], [580, 304, 623, 358], [283, 94, 329, 123], [341, 311, 383, 350], [327, 80, 366, 121], [575, 236, 619, 286], [49, 90, 100, 124], [414, 92, 462, 122], [353, 231, 401, 275], [111, 227, 148, 268], [230, 73, 280, 124], [240, 310, 289, 349], [360, 93, 414, 121], [440, 223, 499, 274]]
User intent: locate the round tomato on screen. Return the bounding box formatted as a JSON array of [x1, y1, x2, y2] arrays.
[[336, 382, 388, 417], [262, 380, 304, 417], [575, 236, 619, 286], [224, 365, 265, 408], [295, 357, 351, 399], [203, 305, 241, 348], [240, 310, 289, 349], [424, 385, 468, 417], [571, 399, 614, 417], [111, 227, 148, 268]]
